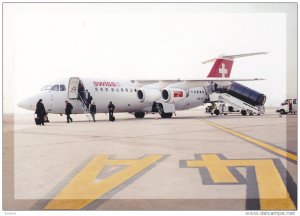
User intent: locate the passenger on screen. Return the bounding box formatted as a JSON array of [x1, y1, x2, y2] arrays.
[[288, 99, 292, 112], [44, 113, 50, 122], [35, 99, 46, 126], [65, 100, 73, 123], [108, 101, 115, 116], [90, 101, 97, 122], [78, 83, 85, 101], [211, 102, 216, 115], [85, 89, 92, 110]]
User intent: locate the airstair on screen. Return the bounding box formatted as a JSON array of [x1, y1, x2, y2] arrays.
[[209, 92, 265, 115], [78, 95, 93, 121]]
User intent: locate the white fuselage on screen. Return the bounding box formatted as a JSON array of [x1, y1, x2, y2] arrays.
[[18, 52, 267, 116], [18, 77, 208, 115]]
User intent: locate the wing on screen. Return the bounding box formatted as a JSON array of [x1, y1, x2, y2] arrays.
[[134, 78, 264, 89]]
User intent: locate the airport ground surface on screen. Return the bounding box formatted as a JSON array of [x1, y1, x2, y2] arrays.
[[3, 108, 297, 211]]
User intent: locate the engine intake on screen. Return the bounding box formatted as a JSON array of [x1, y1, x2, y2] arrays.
[[137, 88, 161, 103], [161, 88, 187, 103]]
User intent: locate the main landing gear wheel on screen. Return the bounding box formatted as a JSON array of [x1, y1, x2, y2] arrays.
[[214, 109, 220, 116], [280, 109, 286, 115], [134, 112, 145, 118], [152, 102, 173, 119], [160, 112, 173, 118], [241, 110, 247, 116]]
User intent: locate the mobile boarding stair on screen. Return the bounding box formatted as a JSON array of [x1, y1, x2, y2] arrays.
[[207, 81, 266, 116], [218, 93, 265, 115], [208, 92, 265, 116]]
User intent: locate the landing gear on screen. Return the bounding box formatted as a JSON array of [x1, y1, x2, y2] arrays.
[[152, 102, 173, 119], [280, 109, 286, 115], [160, 112, 173, 118], [214, 109, 220, 116], [241, 110, 247, 116], [134, 112, 145, 118]]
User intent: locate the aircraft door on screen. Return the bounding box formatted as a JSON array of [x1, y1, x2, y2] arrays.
[[68, 77, 80, 99]]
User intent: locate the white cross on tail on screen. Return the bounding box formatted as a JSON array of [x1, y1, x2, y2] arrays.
[[219, 63, 227, 78]]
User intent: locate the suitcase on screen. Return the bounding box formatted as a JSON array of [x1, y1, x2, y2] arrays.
[[35, 117, 41, 125], [109, 114, 115, 122]]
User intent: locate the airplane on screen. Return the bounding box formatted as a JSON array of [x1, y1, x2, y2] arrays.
[[18, 52, 267, 119]]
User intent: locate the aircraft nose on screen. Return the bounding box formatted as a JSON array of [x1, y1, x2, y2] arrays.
[[17, 98, 35, 110]]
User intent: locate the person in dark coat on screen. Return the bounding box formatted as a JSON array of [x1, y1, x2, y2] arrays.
[[78, 83, 85, 101], [288, 99, 292, 112], [108, 101, 115, 116], [35, 99, 46, 125], [85, 89, 92, 110], [89, 101, 96, 122], [65, 100, 73, 123]]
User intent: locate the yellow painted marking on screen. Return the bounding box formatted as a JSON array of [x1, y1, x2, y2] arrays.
[[200, 119, 297, 161], [186, 154, 296, 210], [188, 154, 238, 183], [45, 154, 163, 210]]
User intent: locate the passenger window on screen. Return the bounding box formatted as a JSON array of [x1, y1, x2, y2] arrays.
[[105, 88, 108, 92], [126, 88, 128, 92], [100, 88, 103, 91], [130, 89, 133, 92], [111, 88, 114, 92], [60, 85, 66, 91], [95, 87, 98, 91], [293, 99, 297, 104], [134, 89, 137, 92], [51, 85, 59, 91], [121, 88, 124, 92], [116, 88, 119, 92]]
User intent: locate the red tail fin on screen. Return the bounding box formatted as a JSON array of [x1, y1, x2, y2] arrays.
[[203, 52, 268, 78], [207, 58, 233, 78]]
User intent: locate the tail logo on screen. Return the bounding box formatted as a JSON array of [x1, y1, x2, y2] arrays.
[[219, 63, 228, 78], [204, 52, 268, 78], [206, 59, 233, 78]]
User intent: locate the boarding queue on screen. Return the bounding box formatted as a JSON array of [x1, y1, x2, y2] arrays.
[[34, 99, 115, 125]]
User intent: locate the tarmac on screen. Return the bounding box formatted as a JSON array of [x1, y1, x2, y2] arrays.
[[3, 108, 297, 211]]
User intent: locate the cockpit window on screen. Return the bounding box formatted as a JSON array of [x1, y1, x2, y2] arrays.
[[41, 84, 66, 91], [51, 85, 59, 91], [60, 85, 66, 91], [41, 85, 52, 91]]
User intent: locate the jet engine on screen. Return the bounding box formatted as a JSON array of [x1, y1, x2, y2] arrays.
[[161, 88, 187, 103], [137, 88, 161, 103]]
